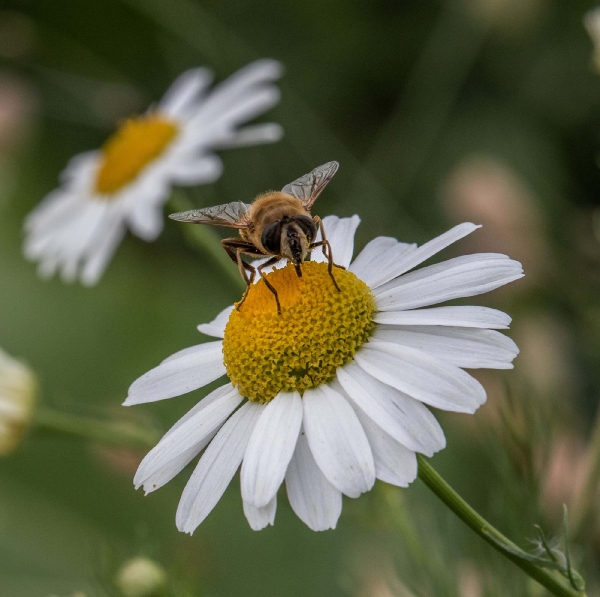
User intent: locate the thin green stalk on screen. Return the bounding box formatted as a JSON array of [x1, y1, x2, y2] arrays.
[[417, 455, 586, 597], [354, 3, 486, 209], [380, 486, 456, 595], [34, 406, 160, 448], [572, 406, 600, 539], [168, 193, 245, 291], [120, 0, 424, 237]]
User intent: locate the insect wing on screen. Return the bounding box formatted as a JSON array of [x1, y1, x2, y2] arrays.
[[168, 202, 251, 228], [281, 161, 339, 209]]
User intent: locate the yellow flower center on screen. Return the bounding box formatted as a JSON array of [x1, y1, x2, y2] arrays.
[[95, 114, 179, 196], [223, 261, 376, 403]]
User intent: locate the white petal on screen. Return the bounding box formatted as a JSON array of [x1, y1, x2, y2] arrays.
[[37, 254, 59, 279], [59, 150, 100, 189], [375, 253, 524, 311], [224, 58, 283, 86], [26, 152, 97, 229], [126, 203, 164, 242], [189, 59, 282, 126], [134, 384, 243, 493], [354, 341, 486, 413], [216, 123, 284, 148], [73, 223, 124, 284], [80, 211, 127, 286], [210, 59, 282, 106], [159, 343, 217, 364], [25, 189, 82, 235], [24, 190, 127, 286], [374, 306, 511, 329], [125, 341, 225, 405], [241, 392, 303, 508], [243, 495, 277, 531], [159, 67, 214, 118], [312, 215, 361, 268], [350, 237, 398, 266], [162, 383, 238, 439], [349, 237, 417, 289], [53, 202, 111, 282], [170, 155, 223, 185], [372, 326, 519, 369], [189, 88, 280, 138], [197, 306, 234, 338], [302, 385, 375, 497], [285, 428, 342, 531], [336, 361, 445, 456], [136, 444, 212, 496], [176, 401, 263, 534], [351, 406, 417, 487], [370, 223, 480, 288]]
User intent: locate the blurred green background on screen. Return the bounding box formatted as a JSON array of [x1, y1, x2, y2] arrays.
[[2, 0, 600, 595]]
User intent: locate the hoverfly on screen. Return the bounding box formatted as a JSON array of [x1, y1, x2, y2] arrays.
[[169, 161, 342, 314]]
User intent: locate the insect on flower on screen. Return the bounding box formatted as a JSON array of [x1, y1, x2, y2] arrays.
[[126, 212, 524, 534], [169, 161, 342, 313]]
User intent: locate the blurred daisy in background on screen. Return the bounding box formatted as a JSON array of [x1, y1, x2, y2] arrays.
[[23, 59, 283, 286], [125, 215, 523, 533], [585, 7, 600, 73], [0, 347, 37, 456]]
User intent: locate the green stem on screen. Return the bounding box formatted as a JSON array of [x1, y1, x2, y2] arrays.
[[572, 406, 600, 539], [33, 406, 160, 448], [349, 3, 486, 212], [121, 0, 425, 237], [417, 455, 586, 597], [380, 486, 456, 594], [168, 193, 245, 291]]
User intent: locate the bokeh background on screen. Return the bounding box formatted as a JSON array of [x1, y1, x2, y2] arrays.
[[2, 0, 600, 595]]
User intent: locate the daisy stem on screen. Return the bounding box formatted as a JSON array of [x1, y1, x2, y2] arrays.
[[168, 192, 245, 291], [33, 406, 160, 448], [416, 455, 586, 597]]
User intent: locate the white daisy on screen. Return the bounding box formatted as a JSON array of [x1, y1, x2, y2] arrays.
[[0, 347, 37, 456], [24, 59, 283, 286], [125, 216, 523, 533]]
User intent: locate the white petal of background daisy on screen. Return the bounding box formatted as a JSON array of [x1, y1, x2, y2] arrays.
[[125, 215, 523, 533], [24, 59, 283, 286]]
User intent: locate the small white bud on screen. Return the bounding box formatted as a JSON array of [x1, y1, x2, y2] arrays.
[[0, 347, 37, 456], [115, 557, 167, 597]]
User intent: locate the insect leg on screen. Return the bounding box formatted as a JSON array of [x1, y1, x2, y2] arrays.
[[312, 216, 345, 270], [221, 239, 256, 284], [235, 254, 258, 312], [257, 257, 282, 315], [222, 239, 259, 311], [311, 217, 342, 292]]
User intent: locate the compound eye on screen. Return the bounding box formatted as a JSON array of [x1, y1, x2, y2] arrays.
[[293, 216, 317, 243], [261, 221, 282, 254]]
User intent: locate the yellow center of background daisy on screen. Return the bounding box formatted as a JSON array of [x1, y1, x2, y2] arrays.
[[223, 261, 376, 403], [95, 114, 179, 195]]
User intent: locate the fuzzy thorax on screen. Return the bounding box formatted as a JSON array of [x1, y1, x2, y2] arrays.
[[222, 261, 376, 402]]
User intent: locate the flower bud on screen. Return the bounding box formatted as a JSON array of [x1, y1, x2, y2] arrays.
[[585, 7, 600, 73], [0, 347, 37, 456], [115, 557, 167, 597]]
